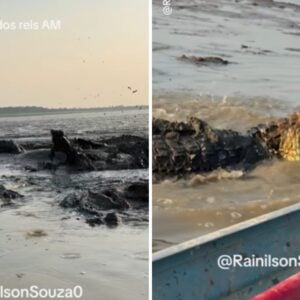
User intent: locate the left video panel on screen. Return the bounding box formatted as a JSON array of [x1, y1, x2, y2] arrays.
[[0, 1, 149, 300]]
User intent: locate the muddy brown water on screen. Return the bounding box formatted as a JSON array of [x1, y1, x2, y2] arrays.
[[153, 159, 300, 252], [152, 97, 300, 252], [152, 96, 300, 252], [153, 0, 300, 252]]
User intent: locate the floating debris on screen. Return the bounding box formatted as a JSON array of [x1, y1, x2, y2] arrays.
[[204, 222, 215, 228], [230, 211, 243, 219], [61, 253, 81, 259], [178, 54, 229, 66], [26, 229, 47, 238]]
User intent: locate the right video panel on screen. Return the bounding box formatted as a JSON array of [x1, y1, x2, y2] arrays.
[[152, 0, 300, 299]]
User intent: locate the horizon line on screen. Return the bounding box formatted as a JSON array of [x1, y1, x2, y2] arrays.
[[0, 104, 148, 110]]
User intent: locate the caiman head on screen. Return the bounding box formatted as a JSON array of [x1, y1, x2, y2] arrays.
[[250, 112, 300, 161], [279, 113, 300, 161]]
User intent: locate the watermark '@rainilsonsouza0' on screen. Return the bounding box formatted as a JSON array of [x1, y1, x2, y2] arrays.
[[0, 285, 83, 299]]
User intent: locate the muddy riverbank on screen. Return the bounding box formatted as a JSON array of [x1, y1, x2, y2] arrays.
[[0, 108, 149, 299]]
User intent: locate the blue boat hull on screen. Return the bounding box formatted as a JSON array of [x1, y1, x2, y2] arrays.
[[153, 203, 300, 300]]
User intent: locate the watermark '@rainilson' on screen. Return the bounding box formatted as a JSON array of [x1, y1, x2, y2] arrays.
[[162, 0, 172, 15], [218, 254, 300, 270]]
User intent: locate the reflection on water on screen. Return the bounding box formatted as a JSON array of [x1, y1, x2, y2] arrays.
[[0, 109, 148, 140]]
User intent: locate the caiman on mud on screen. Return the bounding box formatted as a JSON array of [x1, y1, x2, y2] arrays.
[[153, 112, 300, 180]]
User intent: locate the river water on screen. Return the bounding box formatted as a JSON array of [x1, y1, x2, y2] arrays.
[[153, 0, 300, 251]]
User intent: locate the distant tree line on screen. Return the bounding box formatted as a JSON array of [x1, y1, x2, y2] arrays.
[[0, 105, 147, 116]]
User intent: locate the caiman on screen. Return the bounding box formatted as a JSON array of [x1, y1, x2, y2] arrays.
[[153, 112, 300, 180]]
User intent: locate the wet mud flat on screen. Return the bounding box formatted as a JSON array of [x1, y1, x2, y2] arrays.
[[153, 0, 300, 251], [0, 109, 148, 300]]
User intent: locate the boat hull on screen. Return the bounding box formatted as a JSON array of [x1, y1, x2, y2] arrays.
[[153, 203, 300, 300]]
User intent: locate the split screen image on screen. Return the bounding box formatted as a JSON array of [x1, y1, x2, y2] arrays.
[[1, 1, 300, 300]]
